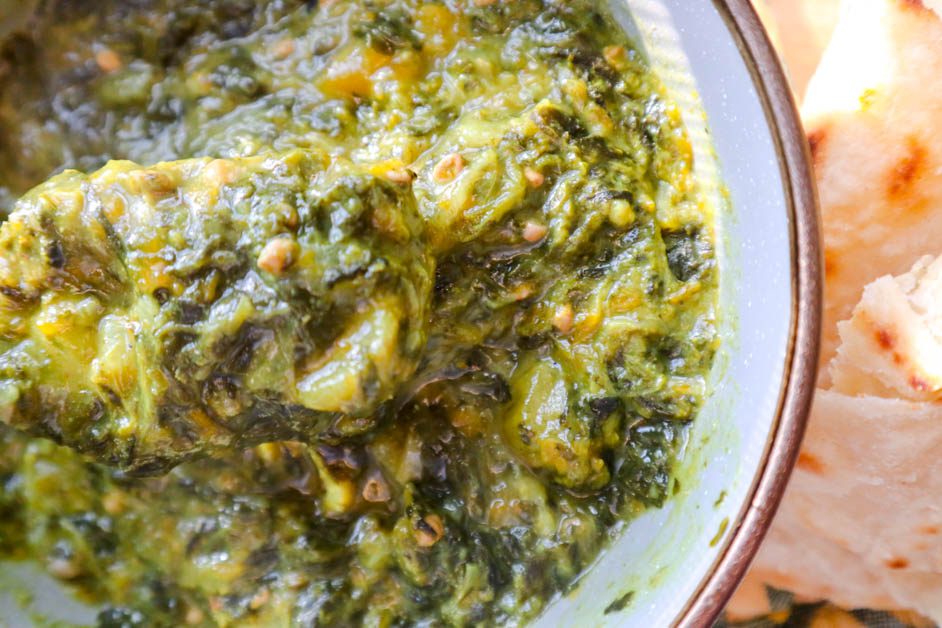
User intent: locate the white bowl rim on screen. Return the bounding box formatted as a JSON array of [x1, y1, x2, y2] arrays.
[[675, 1, 822, 625]]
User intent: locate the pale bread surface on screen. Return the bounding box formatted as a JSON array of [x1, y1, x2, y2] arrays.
[[733, 390, 942, 620], [830, 256, 942, 401], [801, 0, 942, 375]]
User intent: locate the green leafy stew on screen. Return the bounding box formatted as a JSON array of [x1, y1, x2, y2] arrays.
[[0, 0, 718, 625]]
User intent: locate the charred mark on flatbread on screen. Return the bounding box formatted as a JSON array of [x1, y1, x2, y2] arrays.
[[886, 137, 928, 200], [874, 327, 896, 351], [807, 126, 828, 167], [823, 249, 838, 278], [898, 0, 932, 13], [884, 557, 910, 570], [919, 525, 940, 535], [797, 451, 825, 475]]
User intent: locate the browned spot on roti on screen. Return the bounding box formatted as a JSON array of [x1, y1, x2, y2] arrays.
[[868, 318, 906, 364], [807, 127, 828, 167], [875, 328, 897, 351], [899, 0, 930, 12], [797, 452, 825, 474], [885, 557, 910, 570], [823, 249, 838, 278], [886, 138, 928, 200], [920, 525, 940, 535], [910, 375, 931, 392]]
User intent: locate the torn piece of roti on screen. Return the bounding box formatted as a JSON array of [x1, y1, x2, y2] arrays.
[[830, 255, 942, 400], [801, 0, 942, 374], [732, 390, 942, 621], [751, 0, 840, 102]]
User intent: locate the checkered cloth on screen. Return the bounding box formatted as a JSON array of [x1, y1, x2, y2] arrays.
[[720, 588, 932, 628]]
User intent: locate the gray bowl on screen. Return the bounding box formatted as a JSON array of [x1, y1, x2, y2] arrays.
[[0, 1, 820, 626]]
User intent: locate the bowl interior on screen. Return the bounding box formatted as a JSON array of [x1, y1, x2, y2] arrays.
[[0, 2, 806, 625], [535, 1, 798, 625]]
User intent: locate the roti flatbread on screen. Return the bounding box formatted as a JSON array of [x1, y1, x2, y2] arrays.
[[734, 389, 942, 620], [731, 0, 942, 618], [733, 251, 942, 619], [801, 0, 942, 376], [830, 255, 942, 401]]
